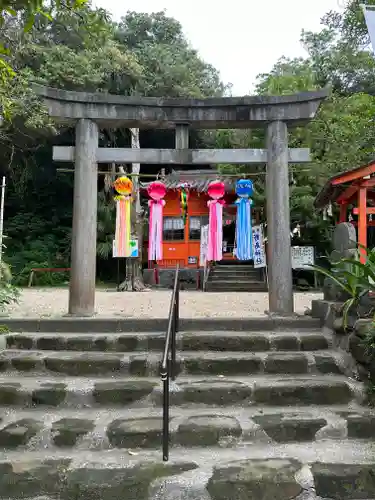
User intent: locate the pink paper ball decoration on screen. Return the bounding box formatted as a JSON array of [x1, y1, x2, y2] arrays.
[[207, 180, 225, 200], [148, 181, 167, 201]]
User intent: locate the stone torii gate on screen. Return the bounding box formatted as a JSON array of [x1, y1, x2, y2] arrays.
[[34, 85, 328, 317]]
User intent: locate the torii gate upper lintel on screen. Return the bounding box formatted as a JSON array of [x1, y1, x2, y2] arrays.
[[33, 85, 329, 317]]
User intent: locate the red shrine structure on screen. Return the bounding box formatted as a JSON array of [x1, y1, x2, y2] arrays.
[[314, 159, 375, 262], [141, 170, 262, 269]]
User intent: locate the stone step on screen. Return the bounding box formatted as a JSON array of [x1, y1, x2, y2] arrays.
[[206, 283, 268, 291], [0, 445, 374, 500], [0, 405, 372, 451], [5, 330, 330, 353], [210, 270, 262, 278], [1, 316, 322, 333], [0, 349, 345, 377], [209, 274, 263, 282], [0, 374, 362, 408]]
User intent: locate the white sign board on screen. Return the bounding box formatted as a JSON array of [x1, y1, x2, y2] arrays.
[[252, 225, 266, 268], [291, 246, 314, 269], [200, 225, 209, 266]]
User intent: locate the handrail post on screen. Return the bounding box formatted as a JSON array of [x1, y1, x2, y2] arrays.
[[171, 275, 179, 381], [160, 264, 180, 461], [161, 363, 170, 461]]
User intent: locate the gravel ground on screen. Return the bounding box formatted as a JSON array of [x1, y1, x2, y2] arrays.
[[6, 288, 323, 318]]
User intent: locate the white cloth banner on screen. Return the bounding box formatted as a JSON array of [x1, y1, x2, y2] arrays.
[[200, 225, 209, 267], [252, 225, 266, 268]]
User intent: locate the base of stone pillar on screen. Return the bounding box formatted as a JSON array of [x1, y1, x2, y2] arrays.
[[63, 311, 97, 318], [264, 310, 300, 319]]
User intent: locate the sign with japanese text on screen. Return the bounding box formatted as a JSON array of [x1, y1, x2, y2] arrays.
[[200, 225, 209, 266], [291, 246, 314, 269], [252, 225, 266, 268]]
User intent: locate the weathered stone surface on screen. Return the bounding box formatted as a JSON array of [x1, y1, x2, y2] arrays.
[[116, 335, 139, 351], [300, 335, 328, 351], [11, 354, 41, 372], [253, 414, 326, 442], [61, 461, 198, 500], [271, 335, 298, 351], [346, 414, 375, 439], [0, 419, 42, 448], [355, 319, 373, 339], [51, 418, 95, 447], [314, 354, 342, 374], [107, 417, 163, 448], [349, 333, 370, 365], [0, 383, 24, 405], [6, 335, 34, 349], [176, 415, 241, 446], [44, 353, 122, 375], [65, 336, 109, 351], [253, 380, 352, 406], [0, 458, 71, 498], [144, 335, 165, 351], [32, 383, 67, 407], [36, 336, 66, 350], [181, 334, 270, 352], [183, 355, 262, 375], [264, 354, 308, 374], [312, 462, 375, 499], [93, 380, 155, 406], [333, 316, 345, 334], [207, 458, 302, 500], [171, 380, 252, 406], [129, 357, 149, 376], [333, 223, 357, 252]]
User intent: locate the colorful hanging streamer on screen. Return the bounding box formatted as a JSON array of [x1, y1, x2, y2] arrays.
[[207, 180, 225, 262], [235, 179, 253, 261], [147, 181, 167, 261], [113, 176, 133, 257], [179, 183, 189, 224]]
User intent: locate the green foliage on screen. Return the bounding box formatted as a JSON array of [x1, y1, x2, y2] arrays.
[[311, 248, 375, 327]]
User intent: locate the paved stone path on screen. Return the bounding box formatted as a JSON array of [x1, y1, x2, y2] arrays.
[[7, 288, 322, 317]]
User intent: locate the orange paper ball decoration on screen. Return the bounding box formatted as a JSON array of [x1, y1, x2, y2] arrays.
[[113, 176, 133, 196]]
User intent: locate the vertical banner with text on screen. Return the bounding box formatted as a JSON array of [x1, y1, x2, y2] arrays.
[[252, 225, 266, 268]]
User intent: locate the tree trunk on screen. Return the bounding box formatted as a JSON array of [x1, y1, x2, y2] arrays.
[[119, 128, 150, 292]]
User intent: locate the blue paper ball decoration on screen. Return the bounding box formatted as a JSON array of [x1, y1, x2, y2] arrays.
[[236, 179, 253, 198]]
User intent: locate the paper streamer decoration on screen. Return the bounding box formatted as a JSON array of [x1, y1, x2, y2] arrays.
[[113, 176, 133, 257], [148, 181, 166, 261], [179, 183, 189, 224], [207, 180, 225, 262], [235, 179, 253, 261]]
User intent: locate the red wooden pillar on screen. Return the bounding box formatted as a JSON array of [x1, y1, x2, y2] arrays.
[[358, 186, 367, 263], [339, 203, 347, 223]]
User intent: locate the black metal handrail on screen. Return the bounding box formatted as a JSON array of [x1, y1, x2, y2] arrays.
[[160, 264, 180, 462]]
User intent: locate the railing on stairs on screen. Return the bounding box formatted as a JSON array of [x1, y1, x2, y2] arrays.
[[203, 261, 211, 291], [160, 264, 180, 461]]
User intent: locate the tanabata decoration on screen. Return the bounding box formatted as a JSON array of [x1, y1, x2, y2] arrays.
[[113, 176, 133, 257], [148, 181, 166, 261], [235, 179, 253, 261], [207, 180, 225, 262], [178, 183, 189, 224]]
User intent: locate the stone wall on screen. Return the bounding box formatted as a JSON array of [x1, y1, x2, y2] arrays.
[[311, 299, 375, 386], [143, 268, 203, 290]]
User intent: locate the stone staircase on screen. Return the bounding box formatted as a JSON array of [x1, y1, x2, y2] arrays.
[[0, 317, 374, 499], [206, 262, 267, 292]]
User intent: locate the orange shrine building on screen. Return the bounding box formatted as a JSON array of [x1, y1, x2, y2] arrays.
[[314, 159, 375, 261], [141, 170, 263, 285]]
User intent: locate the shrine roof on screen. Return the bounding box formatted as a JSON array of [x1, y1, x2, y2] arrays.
[[314, 158, 375, 209], [140, 169, 236, 193]]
